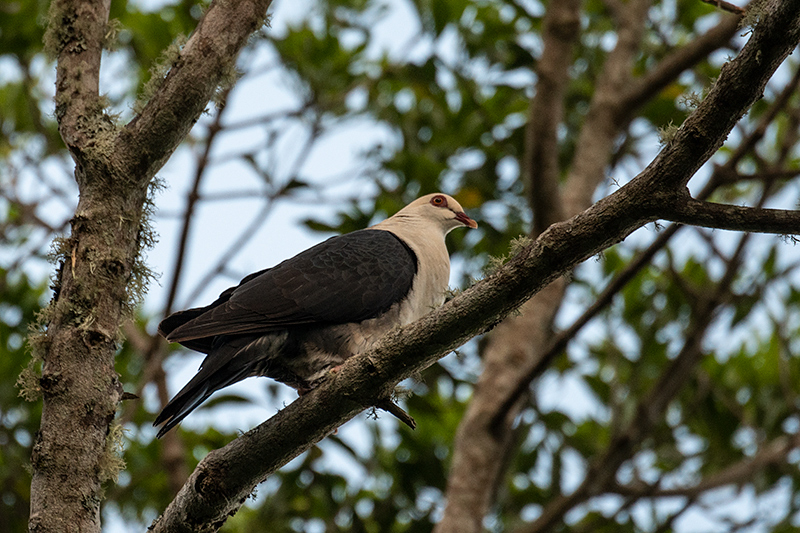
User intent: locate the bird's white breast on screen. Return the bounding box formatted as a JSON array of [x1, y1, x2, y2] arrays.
[[389, 227, 450, 325], [319, 223, 451, 351]]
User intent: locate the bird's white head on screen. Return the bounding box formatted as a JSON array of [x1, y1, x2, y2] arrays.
[[385, 193, 478, 235]]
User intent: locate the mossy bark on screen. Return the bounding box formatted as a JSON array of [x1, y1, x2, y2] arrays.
[[29, 181, 146, 532], [29, 0, 274, 531]]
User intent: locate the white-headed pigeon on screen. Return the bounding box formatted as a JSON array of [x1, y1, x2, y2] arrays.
[[154, 193, 477, 436]]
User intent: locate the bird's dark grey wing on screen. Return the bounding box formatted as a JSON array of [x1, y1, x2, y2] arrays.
[[162, 229, 417, 343]]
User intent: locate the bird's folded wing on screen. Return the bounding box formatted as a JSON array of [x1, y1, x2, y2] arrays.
[[163, 229, 417, 342]]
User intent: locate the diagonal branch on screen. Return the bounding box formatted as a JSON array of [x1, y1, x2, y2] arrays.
[[702, 0, 747, 15], [517, 216, 754, 533], [151, 188, 656, 532], [643, 0, 800, 193], [118, 0, 273, 181], [621, 11, 742, 116]]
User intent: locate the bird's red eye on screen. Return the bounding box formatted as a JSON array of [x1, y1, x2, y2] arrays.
[[431, 195, 447, 207]]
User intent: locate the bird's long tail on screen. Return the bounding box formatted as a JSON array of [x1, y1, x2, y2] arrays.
[[153, 366, 250, 438], [154, 336, 258, 438]]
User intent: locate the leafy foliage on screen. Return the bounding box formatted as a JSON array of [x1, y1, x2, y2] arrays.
[[4, 0, 800, 531]]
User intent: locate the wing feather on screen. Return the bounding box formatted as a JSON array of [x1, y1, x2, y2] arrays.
[[161, 229, 417, 344]]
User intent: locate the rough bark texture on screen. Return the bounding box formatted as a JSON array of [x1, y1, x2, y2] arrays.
[[29, 1, 273, 532], [30, 2, 122, 531]]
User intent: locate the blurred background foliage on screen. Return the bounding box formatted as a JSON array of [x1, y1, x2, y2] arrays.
[[3, 0, 800, 531]]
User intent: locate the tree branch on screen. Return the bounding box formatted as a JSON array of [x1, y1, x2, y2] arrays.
[[644, 0, 800, 193], [152, 189, 654, 532], [524, 0, 579, 234], [610, 434, 798, 498], [118, 0, 273, 181], [489, 72, 800, 425], [562, 0, 651, 216], [48, 0, 109, 161], [436, 2, 581, 531], [439, 2, 658, 529], [517, 219, 753, 533], [621, 12, 742, 116], [702, 0, 747, 15], [663, 196, 800, 234], [31, 1, 275, 531]]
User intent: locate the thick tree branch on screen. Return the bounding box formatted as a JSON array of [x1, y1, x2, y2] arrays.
[[518, 222, 753, 533], [487, 100, 799, 428], [644, 0, 800, 193], [524, 0, 579, 234], [663, 196, 800, 234], [440, 2, 796, 531], [49, 0, 109, 161], [440, 2, 651, 530], [436, 2, 581, 531], [118, 0, 273, 180], [30, 2, 120, 533], [562, 0, 651, 216], [152, 187, 655, 532], [31, 1, 275, 532]]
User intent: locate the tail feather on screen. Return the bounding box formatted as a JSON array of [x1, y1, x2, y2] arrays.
[[154, 366, 250, 438], [154, 381, 212, 438], [154, 333, 284, 437], [154, 337, 259, 437]]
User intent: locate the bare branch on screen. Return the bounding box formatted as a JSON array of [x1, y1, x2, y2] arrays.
[[621, 12, 742, 116], [163, 90, 231, 319], [118, 0, 273, 181], [183, 200, 276, 305], [562, 0, 651, 216], [438, 1, 580, 530], [611, 434, 797, 498], [662, 196, 800, 234]]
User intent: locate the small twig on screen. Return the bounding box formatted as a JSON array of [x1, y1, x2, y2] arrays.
[[375, 398, 416, 430]]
